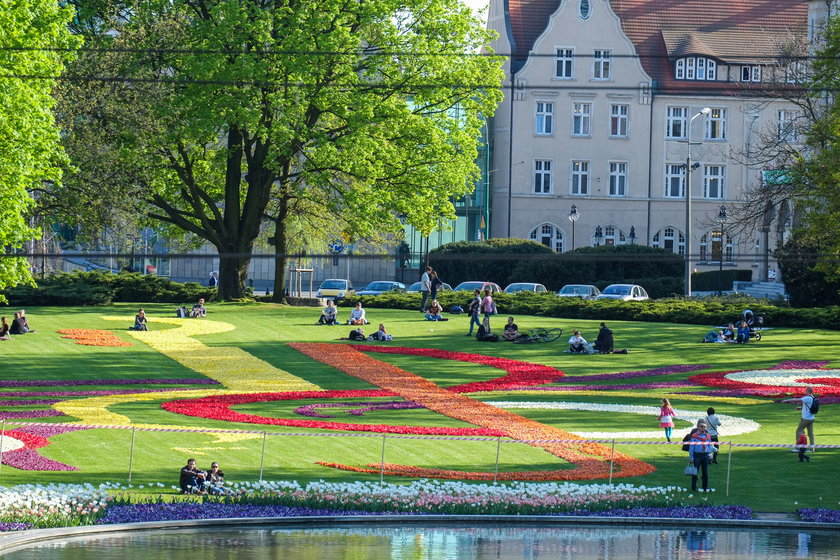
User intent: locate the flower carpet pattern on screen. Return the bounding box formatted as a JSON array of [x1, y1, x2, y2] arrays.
[[688, 361, 840, 398], [57, 329, 132, 347]]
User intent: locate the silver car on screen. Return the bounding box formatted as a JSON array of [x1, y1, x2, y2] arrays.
[[504, 282, 548, 293], [595, 284, 650, 301], [557, 284, 601, 299]]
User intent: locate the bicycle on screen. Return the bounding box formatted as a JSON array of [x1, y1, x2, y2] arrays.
[[513, 327, 563, 344]]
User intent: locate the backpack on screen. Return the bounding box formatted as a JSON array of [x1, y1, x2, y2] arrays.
[[450, 305, 463, 314], [681, 428, 698, 452], [176, 306, 188, 318], [807, 397, 820, 415]]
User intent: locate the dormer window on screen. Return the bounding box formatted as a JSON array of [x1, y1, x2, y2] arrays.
[[675, 57, 717, 81], [741, 65, 761, 82]]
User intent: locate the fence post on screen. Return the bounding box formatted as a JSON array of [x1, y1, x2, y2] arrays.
[[380, 435, 387, 485], [608, 439, 616, 486], [0, 420, 6, 473], [725, 441, 732, 497], [127, 427, 136, 482], [493, 437, 502, 484], [259, 432, 268, 482]]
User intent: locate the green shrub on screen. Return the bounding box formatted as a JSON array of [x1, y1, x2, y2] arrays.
[[2, 271, 216, 306], [691, 269, 753, 292]]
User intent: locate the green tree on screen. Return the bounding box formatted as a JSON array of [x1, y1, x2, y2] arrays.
[[59, 0, 503, 300], [0, 1, 78, 300]]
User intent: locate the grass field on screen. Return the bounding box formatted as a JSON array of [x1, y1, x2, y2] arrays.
[[0, 302, 837, 513]]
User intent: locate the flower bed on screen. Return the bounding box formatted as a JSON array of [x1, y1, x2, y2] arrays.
[[57, 329, 132, 347], [0, 483, 113, 529], [798, 508, 840, 523]]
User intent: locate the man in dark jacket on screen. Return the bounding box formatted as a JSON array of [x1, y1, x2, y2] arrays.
[[594, 322, 614, 354]]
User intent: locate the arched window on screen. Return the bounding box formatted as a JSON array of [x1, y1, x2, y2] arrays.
[[700, 230, 733, 263], [530, 223, 564, 253], [652, 227, 685, 256], [579, 0, 591, 20], [602, 225, 627, 246]]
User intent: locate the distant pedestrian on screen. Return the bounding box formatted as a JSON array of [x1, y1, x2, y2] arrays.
[[704, 406, 722, 463], [429, 270, 444, 300], [782, 386, 818, 454], [419, 266, 432, 312], [208, 271, 218, 287], [481, 289, 495, 320], [466, 289, 482, 336], [659, 398, 676, 442]]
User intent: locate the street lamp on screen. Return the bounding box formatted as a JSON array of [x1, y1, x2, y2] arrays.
[[685, 107, 711, 297], [594, 225, 603, 246], [717, 205, 727, 295], [568, 204, 579, 250]]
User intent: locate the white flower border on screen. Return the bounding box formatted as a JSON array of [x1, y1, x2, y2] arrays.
[[485, 401, 760, 439], [724, 369, 840, 389]]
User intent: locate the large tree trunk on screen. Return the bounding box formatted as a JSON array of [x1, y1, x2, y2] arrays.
[[271, 196, 290, 303], [218, 246, 250, 299]]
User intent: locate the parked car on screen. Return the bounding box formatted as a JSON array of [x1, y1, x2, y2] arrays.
[[407, 281, 452, 292], [453, 281, 503, 293], [557, 284, 602, 299], [595, 284, 650, 301], [504, 282, 547, 293], [316, 278, 355, 300], [356, 281, 407, 296]]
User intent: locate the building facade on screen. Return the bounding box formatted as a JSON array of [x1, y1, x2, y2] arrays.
[[487, 0, 808, 284]]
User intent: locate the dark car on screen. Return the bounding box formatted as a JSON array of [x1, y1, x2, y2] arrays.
[[356, 281, 407, 296]]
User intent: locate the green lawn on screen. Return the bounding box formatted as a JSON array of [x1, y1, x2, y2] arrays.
[[0, 302, 837, 513]]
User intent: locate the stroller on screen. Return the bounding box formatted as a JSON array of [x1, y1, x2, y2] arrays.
[[741, 309, 765, 341]]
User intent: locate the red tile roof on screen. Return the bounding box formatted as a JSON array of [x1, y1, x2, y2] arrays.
[[505, 0, 807, 93]]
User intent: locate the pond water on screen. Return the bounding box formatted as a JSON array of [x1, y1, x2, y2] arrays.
[[4, 523, 840, 559]]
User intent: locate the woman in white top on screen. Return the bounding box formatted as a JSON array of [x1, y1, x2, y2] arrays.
[[704, 406, 722, 463], [568, 330, 587, 353], [348, 302, 367, 325]]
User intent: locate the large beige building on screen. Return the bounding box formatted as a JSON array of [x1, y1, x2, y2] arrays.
[[487, 0, 809, 283]]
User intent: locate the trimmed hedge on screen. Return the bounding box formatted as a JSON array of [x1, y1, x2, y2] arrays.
[[340, 291, 840, 330], [691, 269, 753, 292], [429, 241, 685, 296], [2, 271, 216, 306]]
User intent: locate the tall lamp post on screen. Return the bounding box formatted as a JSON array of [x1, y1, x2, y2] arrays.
[[568, 204, 579, 250], [685, 107, 711, 297], [717, 205, 727, 295]]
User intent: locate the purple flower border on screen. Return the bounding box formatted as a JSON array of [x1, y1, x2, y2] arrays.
[[1, 425, 90, 472], [0, 378, 220, 388], [798, 508, 840, 523], [295, 400, 421, 418], [0, 410, 65, 420], [565, 365, 709, 382]]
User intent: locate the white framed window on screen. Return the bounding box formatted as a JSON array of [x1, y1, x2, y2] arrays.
[[571, 160, 590, 195], [593, 50, 611, 80], [741, 65, 761, 82], [610, 104, 629, 137], [652, 227, 685, 256], [579, 0, 591, 20], [602, 225, 626, 246], [705, 108, 726, 140], [778, 109, 800, 143], [572, 102, 591, 136], [533, 160, 552, 194], [665, 164, 684, 198], [609, 162, 627, 196], [535, 102, 553, 135], [675, 57, 717, 81], [530, 223, 564, 252], [703, 165, 724, 199], [700, 231, 733, 263], [555, 48, 574, 79], [666, 106, 687, 139]]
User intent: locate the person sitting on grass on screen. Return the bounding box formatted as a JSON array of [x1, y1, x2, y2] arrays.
[[318, 300, 338, 325], [568, 330, 588, 353], [502, 316, 520, 341], [594, 322, 614, 354], [735, 320, 750, 344], [9, 312, 28, 335], [131, 308, 148, 331], [179, 458, 208, 494], [206, 461, 228, 494], [348, 302, 368, 325], [18, 310, 35, 333], [425, 300, 444, 321], [190, 298, 207, 318], [0, 317, 11, 340]]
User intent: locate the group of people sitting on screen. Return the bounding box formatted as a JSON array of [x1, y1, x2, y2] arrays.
[[568, 323, 616, 354], [0, 310, 35, 340], [179, 458, 228, 495], [703, 310, 759, 343], [318, 300, 370, 325], [347, 323, 392, 341]]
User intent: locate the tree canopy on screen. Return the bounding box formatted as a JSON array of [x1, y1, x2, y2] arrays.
[[0, 1, 78, 299], [58, 0, 504, 299]]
